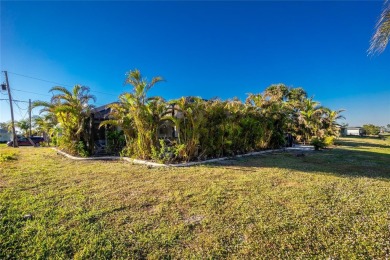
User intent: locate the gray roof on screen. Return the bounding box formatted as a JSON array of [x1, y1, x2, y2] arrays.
[[91, 102, 118, 120]]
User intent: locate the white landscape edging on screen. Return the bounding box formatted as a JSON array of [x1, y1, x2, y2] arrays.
[[53, 145, 313, 167], [53, 148, 166, 166]]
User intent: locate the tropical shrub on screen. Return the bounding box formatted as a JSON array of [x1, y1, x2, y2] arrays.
[[105, 72, 344, 162], [311, 137, 325, 150], [106, 129, 126, 154], [0, 151, 17, 162], [31, 70, 343, 161], [363, 124, 380, 136], [33, 85, 96, 156], [323, 136, 335, 146], [76, 141, 89, 157], [311, 136, 335, 150], [151, 139, 186, 163]]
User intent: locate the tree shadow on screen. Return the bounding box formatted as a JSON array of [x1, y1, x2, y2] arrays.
[[335, 136, 390, 149], [209, 146, 390, 180]]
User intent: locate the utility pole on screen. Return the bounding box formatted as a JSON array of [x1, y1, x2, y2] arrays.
[[29, 99, 32, 137], [3, 71, 18, 147]]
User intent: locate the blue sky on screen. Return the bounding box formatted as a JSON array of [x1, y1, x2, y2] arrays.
[[1, 1, 389, 126]]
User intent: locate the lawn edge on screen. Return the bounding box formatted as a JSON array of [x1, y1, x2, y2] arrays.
[[52, 146, 314, 167]]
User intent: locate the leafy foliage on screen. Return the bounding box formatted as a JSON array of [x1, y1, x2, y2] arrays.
[[104, 74, 343, 162], [311, 136, 335, 150], [363, 124, 381, 135], [100, 69, 165, 159], [31, 70, 343, 161], [0, 151, 17, 162], [15, 119, 31, 136], [368, 1, 390, 55], [76, 141, 89, 157], [33, 85, 95, 156]]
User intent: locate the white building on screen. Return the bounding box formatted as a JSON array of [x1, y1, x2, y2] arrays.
[[0, 128, 11, 143], [341, 127, 364, 136]]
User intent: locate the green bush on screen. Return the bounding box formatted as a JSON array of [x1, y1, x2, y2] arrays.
[[0, 152, 17, 162], [119, 145, 134, 158], [363, 124, 380, 135], [311, 136, 334, 150], [323, 136, 335, 146], [76, 141, 89, 157], [311, 137, 325, 150], [152, 140, 186, 163], [106, 130, 126, 154]]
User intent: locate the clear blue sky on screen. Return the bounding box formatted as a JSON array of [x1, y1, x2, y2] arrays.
[[1, 1, 389, 126]]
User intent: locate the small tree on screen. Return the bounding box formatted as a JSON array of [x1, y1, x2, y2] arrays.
[[15, 119, 30, 136], [33, 114, 57, 145], [362, 124, 380, 135], [105, 69, 164, 159]]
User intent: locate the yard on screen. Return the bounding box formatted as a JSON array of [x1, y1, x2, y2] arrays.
[[1, 136, 389, 258]]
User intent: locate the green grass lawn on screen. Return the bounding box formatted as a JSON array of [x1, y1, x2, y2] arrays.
[[1, 136, 389, 258]]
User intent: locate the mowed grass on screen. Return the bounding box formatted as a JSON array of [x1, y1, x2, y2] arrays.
[[0, 137, 389, 258]]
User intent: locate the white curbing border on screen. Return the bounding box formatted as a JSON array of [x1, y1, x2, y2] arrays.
[[52, 146, 313, 167]]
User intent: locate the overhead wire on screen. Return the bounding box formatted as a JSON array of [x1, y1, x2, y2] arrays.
[[12, 88, 52, 97], [13, 100, 27, 119], [10, 89, 27, 119], [7, 71, 73, 88], [7, 71, 118, 96], [1, 72, 115, 122]]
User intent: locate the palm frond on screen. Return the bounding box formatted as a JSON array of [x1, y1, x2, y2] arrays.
[[368, 1, 390, 56], [50, 86, 72, 97], [99, 119, 122, 129], [32, 100, 52, 109]]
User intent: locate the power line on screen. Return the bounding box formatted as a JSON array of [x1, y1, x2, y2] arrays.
[[14, 101, 28, 119], [12, 88, 52, 97], [0, 98, 29, 118], [8, 71, 118, 96], [7, 71, 73, 88], [0, 98, 29, 103]]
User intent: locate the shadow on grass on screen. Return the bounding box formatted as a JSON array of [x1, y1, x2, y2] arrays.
[[210, 144, 390, 180], [335, 136, 390, 149]]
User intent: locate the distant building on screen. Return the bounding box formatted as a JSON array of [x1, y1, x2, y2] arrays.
[[0, 128, 11, 143], [340, 127, 364, 136]]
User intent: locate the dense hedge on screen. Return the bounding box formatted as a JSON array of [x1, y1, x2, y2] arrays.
[[33, 69, 343, 161]]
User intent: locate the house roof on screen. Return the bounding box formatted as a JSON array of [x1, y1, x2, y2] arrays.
[[91, 102, 118, 120]]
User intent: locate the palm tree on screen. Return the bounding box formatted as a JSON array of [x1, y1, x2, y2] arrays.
[[0, 121, 14, 133], [298, 98, 324, 143], [368, 1, 390, 55], [99, 94, 136, 146], [33, 114, 57, 145], [162, 97, 205, 161], [322, 108, 345, 137], [15, 119, 30, 136], [118, 69, 164, 159], [51, 85, 95, 141], [124, 69, 164, 105], [33, 85, 95, 154], [263, 84, 289, 102]]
